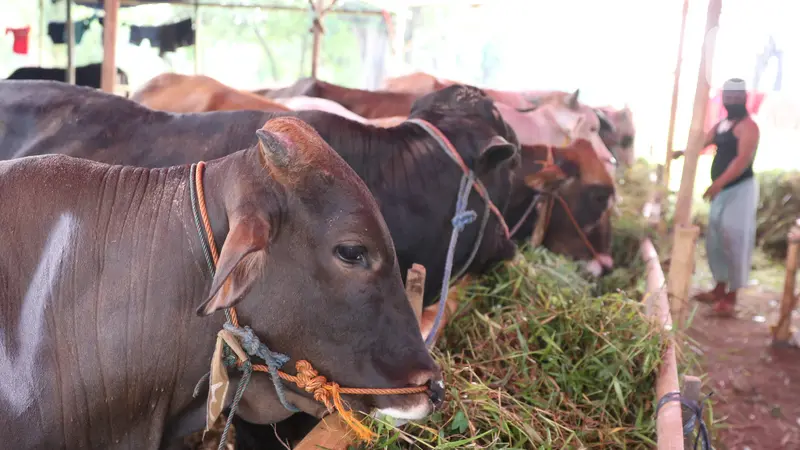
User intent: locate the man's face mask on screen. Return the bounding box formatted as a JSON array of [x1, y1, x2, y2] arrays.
[[722, 91, 748, 119]]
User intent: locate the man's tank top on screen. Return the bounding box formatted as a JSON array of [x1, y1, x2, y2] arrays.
[[710, 117, 754, 189]]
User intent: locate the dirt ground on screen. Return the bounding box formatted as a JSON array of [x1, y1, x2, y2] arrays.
[[688, 253, 800, 450]]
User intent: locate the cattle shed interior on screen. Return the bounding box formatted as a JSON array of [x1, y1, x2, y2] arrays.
[[3, 0, 800, 448]]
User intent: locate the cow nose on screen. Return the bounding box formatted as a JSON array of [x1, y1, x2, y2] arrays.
[[408, 369, 445, 409]]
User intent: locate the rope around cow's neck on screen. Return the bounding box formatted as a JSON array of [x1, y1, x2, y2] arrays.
[[188, 162, 429, 448], [405, 118, 510, 346]]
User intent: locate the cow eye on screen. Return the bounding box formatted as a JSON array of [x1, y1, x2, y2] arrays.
[[590, 125, 599, 133], [335, 244, 368, 266]]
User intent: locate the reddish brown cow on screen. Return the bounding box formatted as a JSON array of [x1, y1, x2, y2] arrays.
[[260, 77, 417, 118], [131, 73, 291, 113]]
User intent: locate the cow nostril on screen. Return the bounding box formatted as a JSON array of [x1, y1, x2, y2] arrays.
[[427, 377, 445, 409]]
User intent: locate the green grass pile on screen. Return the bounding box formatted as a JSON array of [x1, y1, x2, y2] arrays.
[[361, 241, 666, 449], [755, 170, 800, 261]]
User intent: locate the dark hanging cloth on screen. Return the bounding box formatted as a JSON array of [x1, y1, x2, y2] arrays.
[[129, 18, 194, 57], [47, 17, 94, 45]]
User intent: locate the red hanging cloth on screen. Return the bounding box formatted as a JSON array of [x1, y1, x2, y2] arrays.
[[5, 26, 31, 55]]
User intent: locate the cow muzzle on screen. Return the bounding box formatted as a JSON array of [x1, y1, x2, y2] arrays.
[[373, 369, 444, 422], [586, 253, 614, 277]]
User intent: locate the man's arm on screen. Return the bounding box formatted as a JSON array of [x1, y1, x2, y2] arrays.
[[671, 123, 719, 159], [710, 119, 759, 187]]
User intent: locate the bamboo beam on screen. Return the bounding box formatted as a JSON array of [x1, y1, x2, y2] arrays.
[[294, 264, 428, 450], [660, 0, 690, 235], [672, 0, 723, 228], [640, 239, 684, 450], [101, 0, 120, 93], [66, 0, 75, 84], [194, 0, 201, 74], [667, 225, 700, 327], [772, 223, 800, 343], [39, 0, 45, 65], [116, 0, 386, 15]]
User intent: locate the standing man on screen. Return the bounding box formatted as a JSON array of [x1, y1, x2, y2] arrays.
[[694, 78, 760, 317]]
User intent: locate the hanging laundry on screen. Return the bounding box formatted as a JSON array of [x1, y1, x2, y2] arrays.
[[48, 17, 95, 45], [129, 18, 194, 57], [5, 26, 30, 55]]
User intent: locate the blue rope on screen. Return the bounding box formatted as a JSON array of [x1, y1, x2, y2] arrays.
[[655, 391, 713, 450], [425, 171, 477, 347], [223, 323, 298, 412], [218, 360, 253, 450]]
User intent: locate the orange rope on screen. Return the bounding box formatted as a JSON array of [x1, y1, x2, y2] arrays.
[[193, 162, 427, 441]]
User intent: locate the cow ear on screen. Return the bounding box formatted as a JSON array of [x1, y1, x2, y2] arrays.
[[476, 136, 518, 174], [594, 109, 615, 133], [566, 89, 580, 109], [196, 216, 269, 316]]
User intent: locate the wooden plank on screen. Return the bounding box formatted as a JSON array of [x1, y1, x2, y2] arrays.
[[66, 0, 75, 85], [660, 0, 690, 236], [294, 263, 428, 450], [681, 375, 702, 449], [667, 225, 699, 327], [671, 0, 723, 228], [640, 239, 684, 450], [773, 224, 800, 343], [101, 0, 120, 93]]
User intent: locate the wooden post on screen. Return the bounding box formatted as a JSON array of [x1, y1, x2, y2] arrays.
[[101, 0, 120, 93], [660, 0, 690, 235], [66, 0, 75, 85], [194, 0, 201, 74], [772, 223, 800, 343], [681, 375, 702, 449], [310, 0, 323, 79], [294, 264, 427, 450], [667, 225, 700, 327], [672, 0, 723, 228], [39, 0, 45, 65], [640, 239, 684, 450]]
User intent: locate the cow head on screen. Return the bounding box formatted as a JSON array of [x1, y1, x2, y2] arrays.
[[595, 105, 636, 167], [520, 89, 618, 179], [401, 84, 521, 302], [505, 140, 615, 274], [198, 117, 441, 423]]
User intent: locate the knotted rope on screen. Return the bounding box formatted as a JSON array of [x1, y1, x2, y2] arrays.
[[189, 162, 428, 448]]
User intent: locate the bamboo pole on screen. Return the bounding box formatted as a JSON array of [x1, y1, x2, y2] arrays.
[[310, 0, 323, 79], [39, 0, 45, 65], [667, 225, 700, 327], [640, 239, 684, 450], [660, 0, 690, 236], [66, 0, 75, 85], [117, 0, 385, 15], [194, 0, 201, 74], [294, 264, 428, 450], [772, 223, 800, 343], [672, 0, 723, 228], [101, 0, 120, 93]]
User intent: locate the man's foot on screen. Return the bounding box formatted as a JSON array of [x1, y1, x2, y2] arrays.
[[709, 299, 736, 318], [694, 282, 727, 304]]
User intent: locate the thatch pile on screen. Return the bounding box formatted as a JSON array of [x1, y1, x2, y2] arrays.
[[755, 170, 800, 261]]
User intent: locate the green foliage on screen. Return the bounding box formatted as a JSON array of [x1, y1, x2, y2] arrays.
[[358, 242, 666, 449]]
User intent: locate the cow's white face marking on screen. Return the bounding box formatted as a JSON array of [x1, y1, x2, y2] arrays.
[[0, 213, 76, 415], [375, 399, 433, 423]]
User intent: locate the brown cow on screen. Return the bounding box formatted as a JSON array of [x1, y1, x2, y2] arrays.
[[132, 73, 291, 113], [507, 140, 616, 275], [260, 77, 418, 118], [595, 105, 636, 167], [0, 117, 441, 449]]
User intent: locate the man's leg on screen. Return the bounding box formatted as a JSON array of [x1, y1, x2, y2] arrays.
[[712, 179, 759, 316], [696, 192, 729, 303]]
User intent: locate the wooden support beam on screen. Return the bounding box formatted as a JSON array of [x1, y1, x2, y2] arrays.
[[118, 0, 385, 15], [194, 0, 201, 74], [309, 0, 338, 79], [660, 0, 690, 236], [101, 0, 120, 93], [681, 375, 703, 449], [66, 0, 75, 85], [640, 239, 684, 450], [672, 0, 723, 228], [667, 225, 700, 327], [39, 0, 46, 65], [773, 222, 800, 343]]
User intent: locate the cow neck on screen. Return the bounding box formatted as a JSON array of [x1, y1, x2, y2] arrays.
[[403, 117, 510, 347], [187, 160, 427, 446]]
